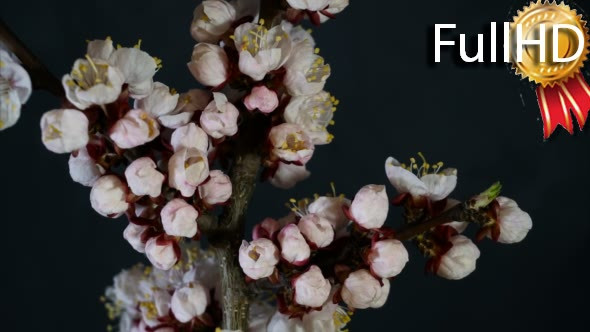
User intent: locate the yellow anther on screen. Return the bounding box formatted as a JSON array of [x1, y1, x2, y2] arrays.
[[259, 19, 265, 26], [314, 48, 320, 54], [134, 39, 142, 49], [289, 198, 297, 203]]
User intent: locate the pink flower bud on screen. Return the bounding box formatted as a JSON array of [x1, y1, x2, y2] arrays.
[[161, 199, 199, 238], [269, 123, 314, 165], [308, 196, 350, 233], [171, 284, 209, 323], [253, 218, 281, 240], [145, 237, 178, 270], [90, 175, 129, 218], [168, 148, 210, 197], [68, 147, 105, 187], [298, 213, 334, 248], [278, 224, 310, 265], [124, 157, 165, 198], [437, 235, 480, 280], [239, 238, 280, 280], [244, 85, 279, 114], [200, 92, 239, 139], [293, 265, 331, 307], [110, 109, 160, 149], [349, 185, 389, 229], [41, 109, 89, 154], [188, 43, 229, 87], [170, 123, 209, 152], [269, 162, 310, 189], [492, 196, 532, 244], [198, 170, 232, 205], [123, 223, 148, 253], [368, 239, 409, 278], [341, 269, 383, 309]]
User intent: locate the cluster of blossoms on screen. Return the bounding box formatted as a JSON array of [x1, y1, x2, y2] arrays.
[[238, 154, 533, 327], [39, 0, 351, 270], [0, 46, 32, 131], [104, 246, 223, 331]]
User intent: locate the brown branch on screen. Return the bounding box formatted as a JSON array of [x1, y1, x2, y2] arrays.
[[395, 182, 502, 241], [0, 19, 64, 97]]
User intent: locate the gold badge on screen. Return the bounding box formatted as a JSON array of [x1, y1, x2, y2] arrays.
[[510, 0, 590, 87]]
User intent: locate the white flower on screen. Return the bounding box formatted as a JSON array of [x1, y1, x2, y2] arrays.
[[111, 265, 143, 306], [491, 197, 533, 244], [244, 85, 279, 114], [125, 157, 164, 197], [284, 91, 336, 144], [68, 147, 105, 186], [278, 224, 311, 265], [145, 237, 178, 270], [108, 46, 158, 98], [385, 156, 457, 201], [239, 238, 280, 280], [168, 148, 210, 197], [368, 239, 409, 278], [188, 43, 229, 87], [437, 235, 480, 280], [161, 199, 199, 238], [110, 109, 160, 149], [0, 49, 31, 131], [269, 162, 310, 189], [171, 123, 209, 152], [341, 269, 383, 309], [308, 196, 350, 233], [281, 21, 315, 46], [62, 58, 124, 109], [293, 265, 331, 307], [41, 109, 89, 154], [269, 123, 314, 164], [134, 82, 179, 119], [287, 0, 330, 11], [191, 0, 237, 43], [349, 185, 389, 229], [319, 0, 349, 23], [123, 223, 148, 253], [90, 175, 129, 218], [199, 92, 239, 139], [284, 40, 330, 96], [159, 89, 211, 129], [171, 284, 209, 323], [234, 22, 292, 81], [198, 170, 232, 205], [298, 213, 334, 248]]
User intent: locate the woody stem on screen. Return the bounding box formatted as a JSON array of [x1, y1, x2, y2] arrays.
[[0, 19, 63, 97]]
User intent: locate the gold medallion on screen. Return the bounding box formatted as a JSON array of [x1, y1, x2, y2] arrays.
[[510, 1, 590, 87]]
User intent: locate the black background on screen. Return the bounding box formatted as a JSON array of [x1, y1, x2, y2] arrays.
[[2, 0, 589, 331]]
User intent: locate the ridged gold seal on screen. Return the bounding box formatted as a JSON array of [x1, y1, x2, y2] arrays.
[[510, 1, 589, 87]]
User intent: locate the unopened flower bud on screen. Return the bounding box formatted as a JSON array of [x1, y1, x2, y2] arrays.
[[68, 147, 104, 187], [293, 265, 331, 307], [90, 175, 129, 218], [298, 213, 334, 248], [161, 199, 199, 238], [125, 157, 165, 198], [188, 43, 229, 87], [198, 170, 232, 205], [437, 235, 480, 280], [341, 269, 382, 309], [278, 224, 311, 265], [244, 85, 279, 114], [368, 239, 409, 278], [349, 185, 389, 229], [145, 237, 178, 270]]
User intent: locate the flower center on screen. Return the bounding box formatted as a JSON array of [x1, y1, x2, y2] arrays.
[[306, 49, 331, 83], [238, 20, 287, 56], [399, 152, 445, 177], [282, 133, 307, 152], [43, 125, 63, 142], [66, 55, 112, 91]]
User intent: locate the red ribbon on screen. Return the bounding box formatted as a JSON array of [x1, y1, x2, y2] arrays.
[[536, 74, 590, 139]]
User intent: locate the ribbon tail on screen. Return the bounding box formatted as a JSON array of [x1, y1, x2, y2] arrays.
[[536, 74, 590, 139]]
